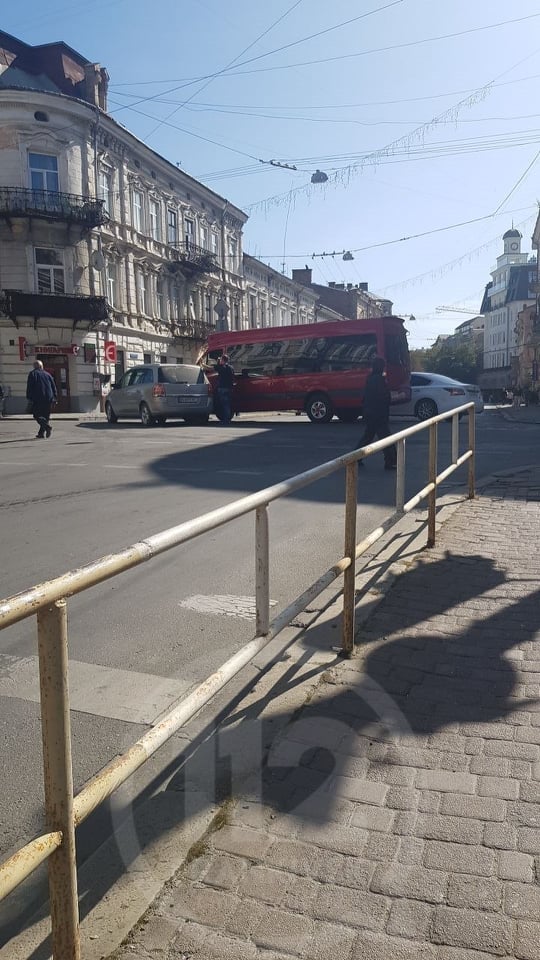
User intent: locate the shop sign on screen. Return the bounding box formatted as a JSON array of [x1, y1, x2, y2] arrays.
[[18, 337, 80, 360]]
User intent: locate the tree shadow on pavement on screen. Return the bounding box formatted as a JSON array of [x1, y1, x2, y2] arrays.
[[10, 551, 540, 959]]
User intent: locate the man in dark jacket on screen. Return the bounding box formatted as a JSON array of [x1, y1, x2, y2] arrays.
[[356, 356, 396, 469], [214, 353, 235, 423], [26, 360, 57, 438]]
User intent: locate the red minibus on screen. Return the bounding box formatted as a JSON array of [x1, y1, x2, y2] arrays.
[[203, 316, 410, 422]]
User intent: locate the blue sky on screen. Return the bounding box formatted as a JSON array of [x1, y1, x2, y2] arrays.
[[6, 0, 540, 347]]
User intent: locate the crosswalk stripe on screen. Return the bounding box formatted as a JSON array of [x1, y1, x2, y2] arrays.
[[0, 654, 190, 725]]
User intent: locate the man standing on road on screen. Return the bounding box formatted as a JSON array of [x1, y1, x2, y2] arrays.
[[214, 353, 235, 423], [26, 360, 57, 439], [355, 356, 396, 470]]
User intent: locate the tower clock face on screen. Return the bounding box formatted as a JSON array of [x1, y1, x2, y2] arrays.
[[510, 242, 519, 251]]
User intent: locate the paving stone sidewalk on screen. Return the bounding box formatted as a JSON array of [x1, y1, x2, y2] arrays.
[[115, 467, 540, 960]]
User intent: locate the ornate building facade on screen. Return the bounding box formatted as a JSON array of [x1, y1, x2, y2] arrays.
[[0, 30, 246, 412]]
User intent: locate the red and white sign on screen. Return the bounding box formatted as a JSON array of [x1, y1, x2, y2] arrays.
[[104, 341, 117, 364], [19, 338, 80, 360]]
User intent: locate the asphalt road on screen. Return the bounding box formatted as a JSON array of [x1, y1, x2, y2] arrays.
[[0, 407, 538, 941]]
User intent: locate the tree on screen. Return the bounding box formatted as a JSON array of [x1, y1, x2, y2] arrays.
[[428, 339, 480, 383], [409, 348, 430, 371]]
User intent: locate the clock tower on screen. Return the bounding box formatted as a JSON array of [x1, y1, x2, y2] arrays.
[[503, 227, 522, 256]]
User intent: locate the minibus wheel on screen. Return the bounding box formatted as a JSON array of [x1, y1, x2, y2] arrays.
[[305, 392, 333, 423]]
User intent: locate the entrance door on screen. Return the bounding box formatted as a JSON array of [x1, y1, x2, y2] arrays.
[[38, 354, 70, 413], [114, 350, 125, 387]]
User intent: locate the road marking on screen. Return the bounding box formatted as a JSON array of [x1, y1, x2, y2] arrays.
[[218, 469, 264, 476], [0, 654, 190, 725], [180, 594, 277, 620], [0, 460, 89, 467]]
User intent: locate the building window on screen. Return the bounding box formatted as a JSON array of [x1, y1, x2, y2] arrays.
[[149, 199, 161, 241], [137, 270, 150, 315], [156, 277, 166, 318], [160, 354, 167, 364], [205, 293, 212, 324], [200, 225, 208, 250], [132, 189, 144, 232], [211, 232, 219, 256], [249, 295, 257, 327], [176, 356, 183, 364], [260, 301, 266, 328], [29, 153, 59, 192], [143, 353, 151, 365], [228, 237, 237, 270], [106, 260, 117, 307], [35, 248, 64, 294], [234, 302, 240, 330], [185, 217, 195, 247], [98, 168, 113, 215], [167, 208, 178, 245]]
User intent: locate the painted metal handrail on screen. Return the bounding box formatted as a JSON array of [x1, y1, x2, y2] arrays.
[[0, 403, 475, 959]]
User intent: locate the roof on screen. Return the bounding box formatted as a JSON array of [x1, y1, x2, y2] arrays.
[[0, 65, 62, 94], [505, 264, 535, 304], [503, 228, 521, 240]]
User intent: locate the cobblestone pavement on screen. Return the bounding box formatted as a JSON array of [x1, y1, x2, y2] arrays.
[[114, 467, 540, 960]]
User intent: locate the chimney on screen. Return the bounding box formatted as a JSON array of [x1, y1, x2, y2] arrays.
[[292, 266, 312, 286], [84, 62, 109, 109]]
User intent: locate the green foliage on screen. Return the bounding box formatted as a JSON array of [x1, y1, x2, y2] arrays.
[[411, 340, 480, 382], [409, 348, 430, 371]]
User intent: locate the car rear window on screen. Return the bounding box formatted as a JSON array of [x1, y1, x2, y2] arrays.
[[158, 365, 205, 384]]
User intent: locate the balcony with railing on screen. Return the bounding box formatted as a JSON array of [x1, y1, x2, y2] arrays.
[[168, 242, 219, 278], [173, 318, 216, 341], [0, 289, 110, 329], [0, 188, 107, 229]]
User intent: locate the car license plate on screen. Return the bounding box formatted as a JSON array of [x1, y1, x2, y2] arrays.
[[178, 395, 198, 403]]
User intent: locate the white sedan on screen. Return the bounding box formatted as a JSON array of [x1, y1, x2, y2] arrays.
[[396, 372, 484, 421]]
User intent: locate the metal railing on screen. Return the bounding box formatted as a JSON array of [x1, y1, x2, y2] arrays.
[[0, 290, 110, 326], [0, 404, 475, 958], [0, 187, 107, 228]]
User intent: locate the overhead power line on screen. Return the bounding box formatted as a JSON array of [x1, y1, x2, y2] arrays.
[[142, 0, 306, 142], [110, 0, 404, 118], [108, 11, 540, 104], [251, 205, 537, 260]]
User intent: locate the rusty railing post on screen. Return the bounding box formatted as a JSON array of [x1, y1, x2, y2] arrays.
[[468, 405, 476, 499], [255, 505, 270, 636], [396, 438, 406, 513], [37, 600, 80, 960], [451, 412, 459, 464], [342, 460, 358, 656], [427, 421, 438, 547]]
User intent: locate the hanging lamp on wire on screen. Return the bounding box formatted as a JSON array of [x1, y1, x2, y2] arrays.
[[342, 251, 354, 261], [311, 169, 328, 184]]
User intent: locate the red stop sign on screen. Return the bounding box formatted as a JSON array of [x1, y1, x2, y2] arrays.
[[104, 341, 117, 363]]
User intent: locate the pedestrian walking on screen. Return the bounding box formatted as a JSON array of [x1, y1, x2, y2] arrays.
[[355, 356, 396, 469], [0, 382, 7, 417], [26, 360, 57, 438], [214, 353, 235, 423]]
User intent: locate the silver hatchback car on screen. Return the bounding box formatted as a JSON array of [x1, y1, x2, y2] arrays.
[[105, 363, 213, 425]]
